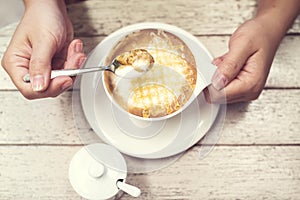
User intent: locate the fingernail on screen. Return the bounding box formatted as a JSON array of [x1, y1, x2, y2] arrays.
[[61, 81, 73, 92], [212, 59, 218, 65], [75, 42, 83, 53], [212, 70, 228, 90], [78, 57, 86, 67], [32, 75, 45, 92]]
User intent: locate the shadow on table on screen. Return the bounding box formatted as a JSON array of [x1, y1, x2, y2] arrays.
[[196, 101, 250, 160], [226, 101, 250, 124], [67, 1, 102, 54]]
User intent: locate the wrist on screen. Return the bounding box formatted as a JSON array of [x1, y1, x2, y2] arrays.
[[253, 13, 287, 45], [24, 0, 66, 6], [23, 0, 67, 15], [254, 0, 300, 41]]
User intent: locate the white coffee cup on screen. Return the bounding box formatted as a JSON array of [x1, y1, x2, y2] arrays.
[[101, 22, 216, 121]]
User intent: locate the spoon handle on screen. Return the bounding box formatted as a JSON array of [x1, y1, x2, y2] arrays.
[[23, 67, 107, 83], [116, 181, 141, 197]]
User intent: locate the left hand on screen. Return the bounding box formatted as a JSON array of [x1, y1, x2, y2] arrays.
[[204, 18, 283, 103]]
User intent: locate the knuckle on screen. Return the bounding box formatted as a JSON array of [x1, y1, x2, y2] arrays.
[[29, 58, 50, 74], [20, 90, 36, 100], [221, 59, 239, 79], [249, 94, 260, 101], [30, 58, 44, 69], [49, 90, 63, 98], [1, 55, 5, 69], [248, 88, 262, 100], [50, 93, 60, 98], [18, 88, 44, 100], [1, 53, 10, 70], [243, 80, 264, 101], [224, 58, 239, 71]]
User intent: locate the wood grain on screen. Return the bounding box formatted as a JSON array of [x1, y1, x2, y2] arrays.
[[0, 146, 80, 200], [1, 1, 299, 37], [1, 34, 300, 90], [0, 146, 299, 199], [128, 146, 300, 200], [0, 90, 299, 145], [0, 1, 299, 199], [67, 0, 300, 36]]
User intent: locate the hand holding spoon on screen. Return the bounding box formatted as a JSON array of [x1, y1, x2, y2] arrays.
[[23, 49, 154, 82]]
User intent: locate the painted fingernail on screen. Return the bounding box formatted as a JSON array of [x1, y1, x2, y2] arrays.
[[75, 42, 83, 53], [61, 81, 73, 92], [212, 70, 228, 90], [32, 75, 45, 92], [78, 57, 86, 67]]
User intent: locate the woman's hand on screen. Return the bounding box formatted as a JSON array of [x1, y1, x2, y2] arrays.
[[205, 18, 280, 103], [1, 0, 86, 99], [205, 0, 300, 103]]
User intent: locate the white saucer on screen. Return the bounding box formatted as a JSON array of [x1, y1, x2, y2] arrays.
[[79, 23, 220, 159]]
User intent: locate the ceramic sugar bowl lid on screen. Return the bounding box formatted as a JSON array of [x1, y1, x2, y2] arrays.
[[69, 143, 141, 200]]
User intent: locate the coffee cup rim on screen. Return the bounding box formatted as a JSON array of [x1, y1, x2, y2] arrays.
[[101, 22, 214, 121]]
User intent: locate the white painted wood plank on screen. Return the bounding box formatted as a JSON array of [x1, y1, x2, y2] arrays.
[[1, 1, 299, 37], [0, 146, 81, 200], [0, 146, 299, 199], [0, 91, 97, 145], [1, 34, 300, 90], [222, 89, 300, 145], [128, 146, 300, 200], [68, 0, 300, 36], [0, 90, 299, 145]]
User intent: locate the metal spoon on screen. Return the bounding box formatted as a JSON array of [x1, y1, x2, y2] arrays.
[[23, 49, 154, 82]]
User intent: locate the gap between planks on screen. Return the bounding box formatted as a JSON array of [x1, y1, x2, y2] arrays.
[[0, 144, 300, 147], [1, 87, 300, 92]]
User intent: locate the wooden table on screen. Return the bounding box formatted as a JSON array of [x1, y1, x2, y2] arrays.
[[0, 1, 299, 199]]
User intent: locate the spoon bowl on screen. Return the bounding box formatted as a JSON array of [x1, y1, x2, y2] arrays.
[[23, 49, 154, 82]]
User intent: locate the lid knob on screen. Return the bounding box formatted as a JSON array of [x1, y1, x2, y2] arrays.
[[88, 162, 105, 178]]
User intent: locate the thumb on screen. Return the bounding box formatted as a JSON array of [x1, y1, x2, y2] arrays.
[[211, 37, 255, 90], [29, 36, 57, 92]]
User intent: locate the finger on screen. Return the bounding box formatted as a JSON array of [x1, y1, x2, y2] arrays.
[[211, 36, 256, 91], [212, 53, 226, 66], [20, 76, 73, 99], [67, 39, 84, 59], [19, 51, 85, 100], [29, 34, 57, 92], [206, 77, 249, 104], [23, 51, 85, 99], [44, 76, 74, 97], [65, 39, 86, 70], [43, 50, 85, 97], [52, 39, 84, 70], [64, 52, 86, 70], [1, 52, 31, 92], [204, 84, 228, 104]]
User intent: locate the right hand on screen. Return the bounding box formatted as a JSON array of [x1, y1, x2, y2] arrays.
[[1, 0, 86, 99]]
